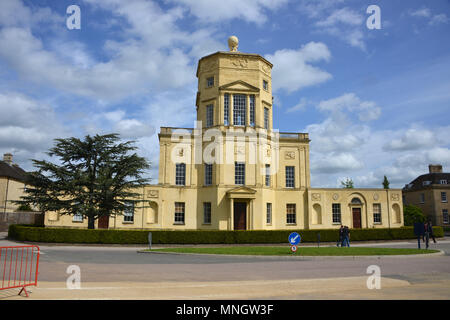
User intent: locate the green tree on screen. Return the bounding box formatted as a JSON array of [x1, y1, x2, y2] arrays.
[[382, 175, 390, 189], [340, 178, 354, 189], [16, 133, 150, 229], [403, 205, 426, 226]]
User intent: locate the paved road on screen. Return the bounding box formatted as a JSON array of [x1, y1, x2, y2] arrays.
[[1, 233, 450, 299]]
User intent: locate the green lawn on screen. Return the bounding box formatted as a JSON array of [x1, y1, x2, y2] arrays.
[[147, 246, 440, 256]]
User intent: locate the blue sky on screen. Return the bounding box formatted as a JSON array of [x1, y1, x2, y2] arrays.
[[0, 0, 449, 188]]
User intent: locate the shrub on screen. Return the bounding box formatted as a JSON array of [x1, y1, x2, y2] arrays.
[[403, 205, 426, 226], [7, 224, 444, 245], [16, 204, 33, 211]]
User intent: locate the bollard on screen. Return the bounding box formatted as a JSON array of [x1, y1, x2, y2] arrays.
[[148, 232, 152, 250]]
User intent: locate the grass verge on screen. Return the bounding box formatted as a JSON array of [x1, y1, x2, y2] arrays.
[[146, 246, 440, 256]]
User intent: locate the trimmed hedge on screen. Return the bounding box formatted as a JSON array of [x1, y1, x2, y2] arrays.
[[8, 224, 444, 245]]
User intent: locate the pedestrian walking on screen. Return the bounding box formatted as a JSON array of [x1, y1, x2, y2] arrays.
[[342, 226, 350, 247], [429, 221, 437, 243], [424, 222, 430, 249], [337, 225, 344, 247], [414, 222, 425, 249], [345, 226, 350, 247]]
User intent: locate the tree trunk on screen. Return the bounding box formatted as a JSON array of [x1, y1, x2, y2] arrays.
[[88, 215, 95, 229]]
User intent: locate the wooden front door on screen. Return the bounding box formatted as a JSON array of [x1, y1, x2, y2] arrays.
[[352, 208, 362, 229], [98, 215, 109, 229], [234, 202, 247, 230]]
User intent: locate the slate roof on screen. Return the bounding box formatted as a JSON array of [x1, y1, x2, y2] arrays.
[[403, 172, 450, 191], [0, 160, 28, 182]]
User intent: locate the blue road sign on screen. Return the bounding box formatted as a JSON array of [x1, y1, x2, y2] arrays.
[[289, 232, 301, 246]]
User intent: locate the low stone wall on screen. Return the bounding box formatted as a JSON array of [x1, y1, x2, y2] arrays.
[[0, 211, 44, 231]]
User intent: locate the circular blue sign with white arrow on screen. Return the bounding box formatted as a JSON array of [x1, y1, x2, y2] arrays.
[[289, 232, 301, 246]]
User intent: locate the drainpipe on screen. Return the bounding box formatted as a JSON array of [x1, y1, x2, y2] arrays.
[[4, 178, 9, 214], [142, 185, 145, 229], [386, 189, 391, 229]]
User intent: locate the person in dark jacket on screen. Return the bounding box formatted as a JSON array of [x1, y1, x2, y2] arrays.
[[345, 226, 350, 247], [427, 221, 436, 243], [337, 225, 344, 247], [424, 222, 430, 249], [429, 221, 437, 243], [414, 222, 425, 249], [342, 226, 350, 247]]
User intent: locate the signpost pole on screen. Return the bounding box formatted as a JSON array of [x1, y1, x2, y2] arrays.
[[148, 232, 152, 250]]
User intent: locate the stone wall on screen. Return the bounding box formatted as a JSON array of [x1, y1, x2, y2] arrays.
[[0, 211, 44, 231]]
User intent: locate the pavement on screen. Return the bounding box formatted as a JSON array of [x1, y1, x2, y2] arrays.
[[1, 231, 450, 300]]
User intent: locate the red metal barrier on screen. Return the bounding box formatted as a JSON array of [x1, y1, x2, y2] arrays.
[[0, 246, 40, 297]]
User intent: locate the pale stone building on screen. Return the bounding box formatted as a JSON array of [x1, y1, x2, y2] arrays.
[[1, 153, 28, 214], [45, 37, 404, 230], [403, 164, 450, 226]]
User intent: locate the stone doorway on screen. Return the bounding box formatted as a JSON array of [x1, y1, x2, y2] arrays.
[[352, 207, 362, 229], [233, 202, 247, 230]]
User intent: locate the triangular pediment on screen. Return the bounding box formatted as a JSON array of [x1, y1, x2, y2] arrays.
[[219, 80, 260, 92], [227, 186, 257, 194]]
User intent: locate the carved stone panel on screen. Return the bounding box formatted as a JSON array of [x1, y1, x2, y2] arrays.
[[284, 151, 295, 160], [147, 190, 159, 198], [261, 64, 271, 76], [312, 193, 321, 201], [231, 58, 249, 68], [234, 146, 245, 155], [391, 193, 399, 201]]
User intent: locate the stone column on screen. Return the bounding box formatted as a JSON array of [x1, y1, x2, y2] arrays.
[[229, 198, 234, 231]]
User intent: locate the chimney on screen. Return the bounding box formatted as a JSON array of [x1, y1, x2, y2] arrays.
[[3, 153, 13, 165], [429, 164, 443, 174]]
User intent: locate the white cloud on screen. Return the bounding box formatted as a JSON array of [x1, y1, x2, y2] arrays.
[[298, 3, 367, 50], [0, 0, 63, 28], [0, 92, 67, 168], [306, 114, 368, 153], [1, 0, 280, 178], [409, 7, 449, 26], [429, 13, 449, 26], [286, 98, 309, 113], [0, 0, 226, 102], [266, 42, 332, 93], [304, 93, 385, 186], [298, 0, 345, 19], [315, 7, 363, 27], [311, 152, 364, 174], [91, 110, 156, 139], [311, 123, 450, 188], [383, 128, 437, 151], [317, 93, 381, 121], [169, 0, 289, 24], [409, 8, 432, 18], [0, 26, 197, 101]]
